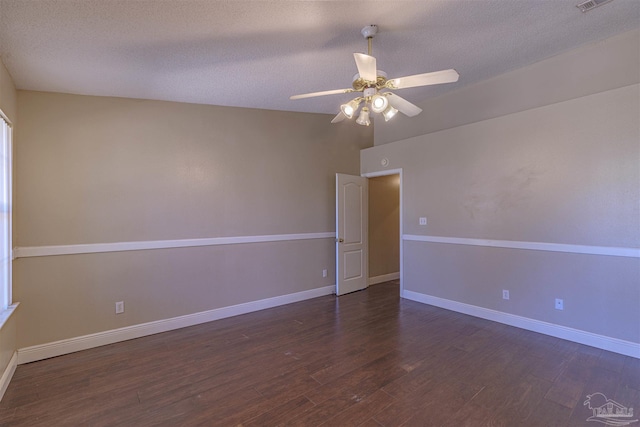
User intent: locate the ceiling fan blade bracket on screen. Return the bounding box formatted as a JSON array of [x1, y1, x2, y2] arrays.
[[385, 80, 399, 90], [375, 76, 389, 89]]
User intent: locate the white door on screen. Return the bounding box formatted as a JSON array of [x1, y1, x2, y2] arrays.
[[336, 173, 368, 296]]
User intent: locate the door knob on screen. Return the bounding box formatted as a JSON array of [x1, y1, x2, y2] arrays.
[[336, 238, 344, 243]]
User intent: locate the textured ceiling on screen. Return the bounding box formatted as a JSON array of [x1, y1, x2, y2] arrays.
[[0, 0, 638, 115]]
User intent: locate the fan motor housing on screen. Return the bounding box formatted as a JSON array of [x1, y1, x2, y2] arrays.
[[363, 87, 376, 98], [352, 71, 388, 91]]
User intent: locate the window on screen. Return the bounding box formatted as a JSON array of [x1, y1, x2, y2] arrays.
[[0, 113, 12, 309]]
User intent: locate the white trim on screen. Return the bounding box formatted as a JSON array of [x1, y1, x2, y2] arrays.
[[399, 172, 403, 294], [402, 289, 640, 359], [0, 303, 18, 332], [5, 124, 11, 306], [13, 232, 335, 259], [368, 272, 400, 285], [1, 118, 12, 309], [362, 168, 403, 179], [403, 234, 640, 258], [17, 285, 335, 364], [0, 351, 17, 402], [0, 109, 11, 127]]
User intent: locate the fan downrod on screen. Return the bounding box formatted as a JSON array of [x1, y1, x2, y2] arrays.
[[352, 25, 386, 90], [361, 25, 378, 55]]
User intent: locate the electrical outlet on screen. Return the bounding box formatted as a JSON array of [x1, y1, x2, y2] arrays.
[[115, 301, 124, 314], [322, 269, 327, 278], [555, 298, 563, 310], [502, 290, 509, 300], [419, 217, 427, 226]]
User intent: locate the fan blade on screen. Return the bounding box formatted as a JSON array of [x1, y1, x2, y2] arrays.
[[386, 93, 422, 117], [387, 69, 459, 90], [331, 112, 346, 123], [290, 88, 353, 100], [354, 53, 377, 82]]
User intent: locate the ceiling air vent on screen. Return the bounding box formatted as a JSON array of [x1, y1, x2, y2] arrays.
[[576, 0, 614, 12]]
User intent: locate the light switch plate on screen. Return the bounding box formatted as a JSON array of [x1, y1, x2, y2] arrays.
[[419, 217, 427, 225]]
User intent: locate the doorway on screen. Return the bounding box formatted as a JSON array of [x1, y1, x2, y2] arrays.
[[366, 172, 401, 291], [335, 170, 402, 296]]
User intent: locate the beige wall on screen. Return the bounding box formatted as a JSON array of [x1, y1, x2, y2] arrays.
[[362, 31, 639, 345], [14, 91, 372, 348], [368, 174, 399, 279], [15, 92, 371, 246], [362, 82, 639, 343]]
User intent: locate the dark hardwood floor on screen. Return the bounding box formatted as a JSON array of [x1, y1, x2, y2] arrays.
[[1, 281, 638, 426]]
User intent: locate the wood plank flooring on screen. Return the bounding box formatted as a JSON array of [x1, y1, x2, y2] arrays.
[[1, 281, 638, 426]]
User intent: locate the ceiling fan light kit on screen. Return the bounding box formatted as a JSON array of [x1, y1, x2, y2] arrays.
[[290, 25, 460, 126]]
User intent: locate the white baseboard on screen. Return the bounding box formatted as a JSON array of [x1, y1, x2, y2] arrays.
[[402, 289, 640, 359], [18, 285, 335, 365], [368, 272, 400, 285], [0, 351, 17, 401]]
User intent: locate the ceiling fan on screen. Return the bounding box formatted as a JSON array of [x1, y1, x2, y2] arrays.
[[290, 25, 459, 126]]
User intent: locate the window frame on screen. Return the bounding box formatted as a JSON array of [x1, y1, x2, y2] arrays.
[[0, 110, 12, 310]]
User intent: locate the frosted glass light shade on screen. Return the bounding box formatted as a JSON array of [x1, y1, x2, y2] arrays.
[[370, 94, 388, 113], [340, 99, 360, 119], [356, 107, 371, 126], [383, 105, 398, 121]]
